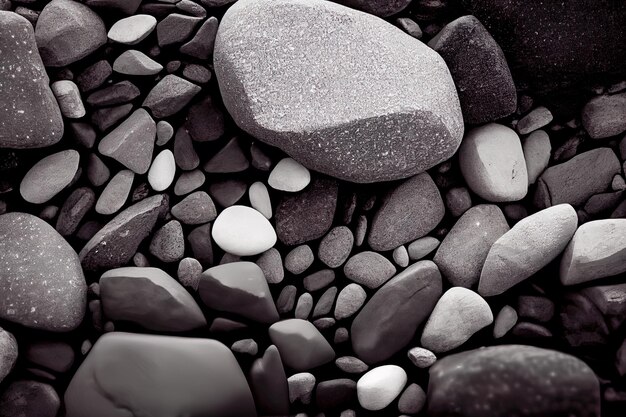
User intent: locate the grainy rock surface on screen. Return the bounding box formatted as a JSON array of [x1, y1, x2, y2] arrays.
[[215, 0, 463, 183]]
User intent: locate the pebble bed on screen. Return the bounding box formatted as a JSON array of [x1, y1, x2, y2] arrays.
[[0, 0, 625, 416]]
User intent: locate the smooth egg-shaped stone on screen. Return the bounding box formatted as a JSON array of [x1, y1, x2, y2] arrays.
[[148, 149, 176, 192], [459, 123, 528, 202], [212, 205, 277, 256], [357, 365, 407, 411], [268, 158, 311, 192], [108, 14, 157, 45], [20, 150, 80, 204]]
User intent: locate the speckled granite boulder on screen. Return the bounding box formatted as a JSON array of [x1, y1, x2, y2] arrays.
[[428, 345, 601, 417], [0, 213, 86, 331], [64, 332, 256, 417], [461, 0, 626, 91], [0, 12, 63, 148], [215, 0, 463, 183]]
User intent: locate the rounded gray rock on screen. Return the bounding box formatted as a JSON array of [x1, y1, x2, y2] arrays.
[[344, 251, 396, 289]]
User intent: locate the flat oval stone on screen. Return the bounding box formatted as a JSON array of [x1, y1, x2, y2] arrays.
[[199, 262, 279, 324], [421, 287, 493, 353], [0, 12, 64, 148], [560, 219, 626, 286], [35, 0, 107, 67], [249, 181, 272, 219], [343, 251, 396, 289], [368, 173, 444, 251], [523, 130, 551, 185], [214, 0, 463, 183], [478, 204, 578, 297], [95, 170, 134, 215], [318, 226, 354, 268], [100, 267, 206, 332], [79, 194, 166, 271], [334, 283, 367, 320], [269, 319, 335, 371], [351, 261, 442, 364], [357, 365, 407, 411], [0, 213, 87, 331], [148, 149, 175, 192], [113, 50, 163, 75], [534, 148, 621, 209], [433, 204, 509, 288], [459, 123, 528, 202], [20, 150, 80, 204], [108, 14, 157, 45], [212, 205, 277, 256], [64, 332, 256, 417], [268, 158, 311, 192], [427, 345, 600, 417], [493, 305, 518, 338]]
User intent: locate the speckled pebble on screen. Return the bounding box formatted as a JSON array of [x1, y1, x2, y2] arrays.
[[334, 283, 367, 320], [177, 257, 202, 290], [285, 245, 314, 275], [407, 347, 437, 368]]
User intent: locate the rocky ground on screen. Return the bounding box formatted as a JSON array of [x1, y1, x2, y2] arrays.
[[0, 0, 625, 416]]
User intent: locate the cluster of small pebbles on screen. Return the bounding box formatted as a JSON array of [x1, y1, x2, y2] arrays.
[[0, 0, 625, 416]]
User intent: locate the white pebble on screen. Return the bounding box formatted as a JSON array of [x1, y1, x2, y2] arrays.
[[148, 149, 176, 192]]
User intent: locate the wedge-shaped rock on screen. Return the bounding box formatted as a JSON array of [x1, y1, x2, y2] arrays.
[[0, 213, 87, 332], [428, 345, 600, 417], [249, 345, 289, 416], [0, 12, 64, 148], [98, 108, 156, 175], [215, 0, 463, 183], [478, 204, 577, 296], [351, 261, 442, 364], [64, 332, 256, 417], [561, 219, 626, 286], [421, 287, 493, 353], [198, 262, 279, 324], [269, 319, 335, 371], [100, 267, 206, 332], [79, 195, 166, 271], [368, 173, 444, 251]]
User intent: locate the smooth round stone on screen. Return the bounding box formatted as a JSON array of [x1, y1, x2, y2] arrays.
[[256, 248, 284, 284], [582, 92, 626, 139], [303, 269, 335, 292], [392, 245, 409, 267], [171, 191, 216, 224], [268, 158, 311, 192], [343, 251, 396, 289], [421, 287, 493, 353], [212, 205, 277, 256], [459, 123, 528, 202], [560, 219, 626, 285], [433, 204, 509, 288], [523, 130, 551, 185], [0, 327, 17, 383], [295, 293, 313, 320], [96, 170, 134, 215], [335, 356, 369, 374], [0, 213, 87, 331], [215, 0, 463, 183], [407, 237, 440, 261], [0, 11, 64, 149], [277, 285, 297, 314], [398, 383, 426, 414], [288, 372, 316, 404], [149, 220, 184, 263], [177, 257, 202, 290], [231, 339, 258, 355], [25, 340, 74, 373], [284, 244, 314, 275], [269, 319, 335, 371], [334, 283, 367, 320], [64, 333, 256, 417], [493, 305, 518, 338], [35, 0, 107, 67], [318, 226, 354, 268], [407, 347, 437, 368], [148, 149, 176, 192], [20, 150, 80, 204], [0, 380, 59, 417], [312, 286, 337, 317], [479, 204, 578, 296], [113, 50, 163, 75], [156, 120, 174, 146], [51, 80, 85, 118], [368, 173, 444, 251], [444, 186, 472, 218], [174, 170, 205, 196], [351, 261, 442, 364], [108, 14, 156, 45], [427, 345, 600, 417], [249, 181, 272, 219], [357, 365, 407, 411]]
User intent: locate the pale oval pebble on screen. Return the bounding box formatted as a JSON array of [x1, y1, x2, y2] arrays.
[[268, 158, 311, 192], [212, 205, 277, 256], [148, 149, 176, 192], [357, 365, 407, 411], [108, 14, 157, 45], [249, 181, 272, 219]]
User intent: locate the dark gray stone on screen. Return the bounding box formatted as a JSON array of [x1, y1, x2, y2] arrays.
[[249, 345, 289, 416], [269, 319, 335, 371]]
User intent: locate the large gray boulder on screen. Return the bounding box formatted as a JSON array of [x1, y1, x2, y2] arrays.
[[215, 0, 463, 183]]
